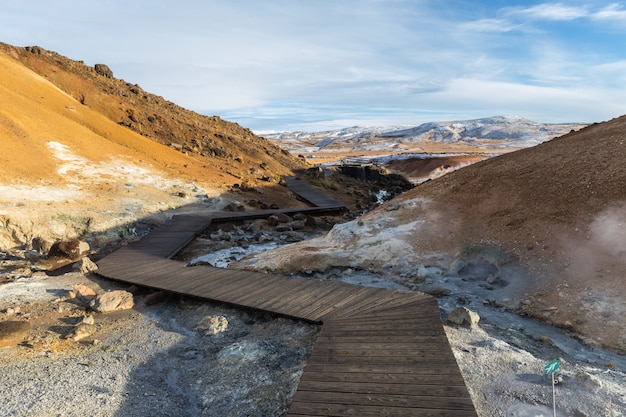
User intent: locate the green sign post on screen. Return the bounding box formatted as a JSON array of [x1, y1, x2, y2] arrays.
[[544, 359, 560, 417]]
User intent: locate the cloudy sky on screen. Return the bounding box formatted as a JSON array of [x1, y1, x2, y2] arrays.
[[2, 1, 626, 131]]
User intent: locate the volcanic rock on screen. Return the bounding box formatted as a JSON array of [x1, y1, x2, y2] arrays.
[[90, 290, 134, 313], [48, 240, 90, 260], [0, 321, 29, 347], [448, 307, 481, 327]]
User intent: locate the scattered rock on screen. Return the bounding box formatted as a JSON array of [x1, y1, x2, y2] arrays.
[[197, 315, 229, 335], [68, 283, 97, 305], [304, 216, 317, 228], [48, 240, 90, 260], [3, 307, 20, 316], [447, 307, 480, 327], [283, 231, 306, 242], [90, 290, 134, 312], [0, 321, 30, 348], [224, 202, 245, 212], [423, 287, 451, 297], [287, 220, 306, 230], [73, 257, 98, 274], [576, 371, 603, 391], [31, 236, 52, 255], [268, 213, 292, 226], [144, 290, 172, 306], [66, 323, 97, 341]]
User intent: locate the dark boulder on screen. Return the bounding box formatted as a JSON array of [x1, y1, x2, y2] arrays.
[[94, 63, 113, 78]]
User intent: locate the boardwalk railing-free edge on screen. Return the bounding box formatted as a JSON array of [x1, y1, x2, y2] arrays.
[[95, 177, 478, 416]]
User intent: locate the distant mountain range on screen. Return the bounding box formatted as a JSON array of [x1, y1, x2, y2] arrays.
[[263, 116, 588, 154]]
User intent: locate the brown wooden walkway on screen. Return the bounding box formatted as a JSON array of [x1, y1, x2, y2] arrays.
[[95, 177, 477, 416]]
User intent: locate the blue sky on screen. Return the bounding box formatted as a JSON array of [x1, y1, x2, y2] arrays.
[[2, 1, 626, 131]]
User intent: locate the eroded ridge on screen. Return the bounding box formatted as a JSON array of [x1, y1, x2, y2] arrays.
[[95, 178, 477, 416]]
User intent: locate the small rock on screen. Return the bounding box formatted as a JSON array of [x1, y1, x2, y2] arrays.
[[4, 307, 18, 315], [81, 315, 95, 325], [286, 220, 306, 230], [31, 236, 52, 255], [268, 213, 292, 226], [48, 240, 90, 260], [68, 283, 97, 305], [197, 315, 228, 335], [68, 284, 96, 305], [66, 323, 97, 341], [0, 321, 30, 347], [385, 202, 401, 211], [276, 224, 292, 232], [90, 290, 134, 312], [576, 371, 603, 391], [144, 290, 171, 306], [304, 216, 317, 228], [447, 307, 480, 327], [224, 202, 245, 212], [73, 257, 98, 274], [283, 231, 305, 242]]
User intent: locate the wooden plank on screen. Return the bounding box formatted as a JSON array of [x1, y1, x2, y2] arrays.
[[299, 363, 465, 376], [295, 380, 471, 398], [329, 290, 421, 319], [287, 401, 477, 417], [289, 390, 476, 411], [305, 341, 450, 352], [306, 354, 458, 367], [308, 345, 457, 359], [293, 283, 372, 321], [241, 279, 324, 313], [297, 370, 467, 386], [313, 335, 449, 345]]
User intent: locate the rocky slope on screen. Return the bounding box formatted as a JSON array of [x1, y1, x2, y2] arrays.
[[1, 43, 304, 183]]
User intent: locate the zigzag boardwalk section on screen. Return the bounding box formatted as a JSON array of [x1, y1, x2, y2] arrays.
[[95, 178, 477, 416]]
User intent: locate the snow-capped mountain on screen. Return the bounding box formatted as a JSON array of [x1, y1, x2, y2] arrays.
[[262, 116, 588, 154]]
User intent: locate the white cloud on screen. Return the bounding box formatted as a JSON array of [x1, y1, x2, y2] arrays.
[[593, 3, 626, 21], [507, 3, 589, 20], [461, 18, 518, 32]]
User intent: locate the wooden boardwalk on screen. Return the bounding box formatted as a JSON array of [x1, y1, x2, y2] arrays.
[[95, 178, 477, 416]]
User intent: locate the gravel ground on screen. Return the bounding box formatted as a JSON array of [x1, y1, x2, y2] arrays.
[[0, 272, 318, 417]]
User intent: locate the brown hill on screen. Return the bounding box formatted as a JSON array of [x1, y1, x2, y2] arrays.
[[234, 115, 626, 352], [0, 42, 305, 184]]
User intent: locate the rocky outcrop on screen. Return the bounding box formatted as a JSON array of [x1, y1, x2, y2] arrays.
[[94, 63, 113, 78]]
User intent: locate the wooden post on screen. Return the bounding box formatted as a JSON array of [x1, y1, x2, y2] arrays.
[[552, 374, 556, 417]]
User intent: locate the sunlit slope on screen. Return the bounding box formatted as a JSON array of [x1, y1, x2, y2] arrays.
[[0, 50, 230, 186]]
